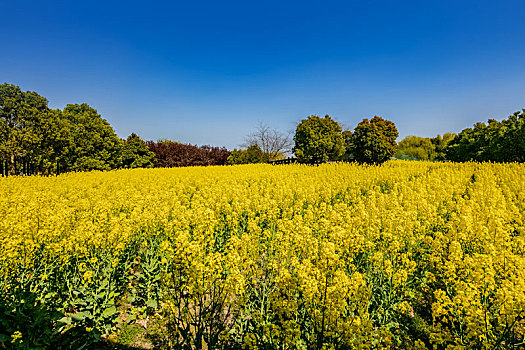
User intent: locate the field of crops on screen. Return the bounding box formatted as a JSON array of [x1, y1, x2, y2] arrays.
[[1, 161, 524, 349]]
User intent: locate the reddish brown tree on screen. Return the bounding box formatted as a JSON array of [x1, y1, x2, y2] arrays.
[[146, 140, 230, 167]]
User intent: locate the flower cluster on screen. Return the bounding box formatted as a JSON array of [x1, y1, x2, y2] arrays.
[[0, 161, 524, 348]]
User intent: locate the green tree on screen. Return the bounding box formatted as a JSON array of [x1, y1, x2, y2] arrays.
[[352, 116, 398, 164], [121, 133, 155, 168], [293, 115, 345, 164], [498, 110, 525, 162], [227, 145, 265, 165], [396, 136, 436, 161], [446, 121, 501, 162], [341, 130, 354, 161], [29, 108, 70, 174], [446, 110, 525, 162], [431, 133, 456, 161], [0, 83, 50, 175], [61, 103, 123, 171]]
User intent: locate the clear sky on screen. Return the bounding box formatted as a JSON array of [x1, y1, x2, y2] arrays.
[[2, 0, 524, 149]]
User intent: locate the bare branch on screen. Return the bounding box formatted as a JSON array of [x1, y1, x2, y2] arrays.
[[243, 123, 292, 161]]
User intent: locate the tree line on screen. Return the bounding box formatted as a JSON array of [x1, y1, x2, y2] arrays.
[[288, 111, 524, 164], [2, 82, 524, 175], [0, 83, 229, 176], [292, 114, 399, 164], [395, 110, 525, 162], [229, 115, 400, 165]]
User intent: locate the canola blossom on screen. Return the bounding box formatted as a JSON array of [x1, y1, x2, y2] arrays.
[[0, 161, 524, 349]]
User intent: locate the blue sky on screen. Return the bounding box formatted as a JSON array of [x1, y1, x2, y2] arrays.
[[2, 0, 524, 149]]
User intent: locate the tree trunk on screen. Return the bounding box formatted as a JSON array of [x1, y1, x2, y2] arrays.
[[9, 154, 15, 176]]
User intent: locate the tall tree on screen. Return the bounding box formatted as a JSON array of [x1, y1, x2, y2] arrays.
[[0, 83, 50, 175], [352, 116, 398, 164], [61, 103, 123, 171], [293, 115, 345, 163], [121, 133, 155, 168], [30, 108, 68, 174]]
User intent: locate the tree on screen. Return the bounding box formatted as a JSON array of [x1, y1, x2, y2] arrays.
[[293, 115, 345, 164], [244, 123, 292, 162], [396, 136, 436, 161], [341, 130, 354, 161], [61, 103, 123, 171], [352, 116, 398, 164], [445, 110, 525, 162], [30, 108, 70, 174], [121, 133, 155, 168], [431, 133, 456, 161], [498, 110, 525, 162], [227, 145, 265, 165], [0, 83, 51, 175], [147, 140, 230, 167]]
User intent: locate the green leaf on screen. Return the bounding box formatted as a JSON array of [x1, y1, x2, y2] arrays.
[[71, 311, 91, 321], [73, 299, 87, 306], [146, 299, 158, 309], [102, 306, 117, 318], [57, 316, 72, 325]]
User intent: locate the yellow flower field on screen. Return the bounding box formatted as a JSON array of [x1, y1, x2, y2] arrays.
[[1, 161, 524, 349]]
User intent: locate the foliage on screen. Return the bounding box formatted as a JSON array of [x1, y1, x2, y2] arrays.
[[395, 133, 455, 162], [1, 161, 524, 348], [0, 83, 51, 175], [0, 83, 230, 176], [61, 103, 123, 172], [293, 115, 345, 163], [227, 144, 266, 164], [1, 84, 128, 175], [430, 133, 456, 161], [446, 110, 525, 162], [352, 116, 399, 164], [396, 136, 436, 161], [341, 130, 354, 161], [121, 133, 155, 169], [147, 140, 230, 167]]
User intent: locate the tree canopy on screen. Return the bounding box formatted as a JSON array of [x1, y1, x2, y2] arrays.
[[227, 144, 266, 165], [293, 115, 345, 163], [352, 116, 398, 164], [146, 140, 230, 167], [3, 82, 525, 175], [121, 133, 155, 168], [396, 133, 456, 161], [0, 83, 51, 174], [0, 83, 234, 175], [397, 136, 436, 161], [61, 103, 123, 172], [446, 111, 525, 162]]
